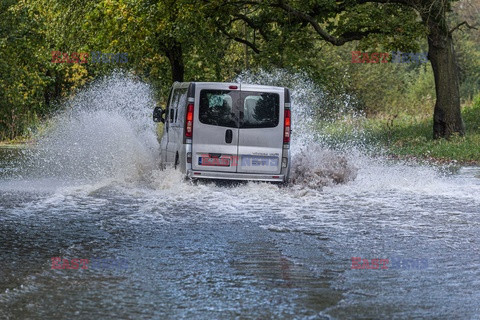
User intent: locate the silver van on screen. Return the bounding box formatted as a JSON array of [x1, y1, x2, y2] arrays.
[[153, 82, 291, 182]]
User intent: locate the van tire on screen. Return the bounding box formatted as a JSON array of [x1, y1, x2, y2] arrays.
[[174, 152, 179, 170]]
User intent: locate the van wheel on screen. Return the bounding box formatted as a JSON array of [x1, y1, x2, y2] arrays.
[[174, 152, 179, 170]]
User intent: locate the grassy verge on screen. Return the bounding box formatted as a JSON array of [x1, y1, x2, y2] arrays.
[[320, 98, 480, 165], [364, 100, 480, 164], [0, 137, 34, 148]]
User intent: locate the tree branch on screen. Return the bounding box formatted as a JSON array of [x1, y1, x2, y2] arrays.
[[216, 24, 261, 53], [275, 0, 385, 45], [232, 13, 271, 41], [449, 21, 478, 34]]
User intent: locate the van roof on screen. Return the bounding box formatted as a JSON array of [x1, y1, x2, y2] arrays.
[[172, 81, 286, 91]]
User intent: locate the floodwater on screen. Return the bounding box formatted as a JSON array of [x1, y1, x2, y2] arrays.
[[1, 73, 479, 319]]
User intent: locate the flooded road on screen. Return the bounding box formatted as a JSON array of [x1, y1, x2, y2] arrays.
[[1, 74, 480, 319]]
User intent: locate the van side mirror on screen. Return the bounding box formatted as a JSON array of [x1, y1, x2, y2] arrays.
[[153, 107, 165, 123]]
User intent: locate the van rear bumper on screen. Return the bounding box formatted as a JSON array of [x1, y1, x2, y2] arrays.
[[187, 170, 286, 182]]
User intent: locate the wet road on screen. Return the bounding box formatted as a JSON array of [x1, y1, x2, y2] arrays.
[[1, 74, 480, 319], [1, 146, 480, 319]]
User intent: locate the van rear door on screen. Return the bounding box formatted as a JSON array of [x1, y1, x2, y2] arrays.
[[191, 83, 240, 173], [236, 86, 284, 174]]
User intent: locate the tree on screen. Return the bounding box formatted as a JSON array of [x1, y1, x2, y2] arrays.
[[81, 0, 231, 85], [209, 0, 477, 139], [0, 0, 50, 140]]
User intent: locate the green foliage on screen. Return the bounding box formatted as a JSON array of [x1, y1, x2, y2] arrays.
[[450, 0, 480, 101], [0, 0, 479, 143], [0, 0, 47, 140]]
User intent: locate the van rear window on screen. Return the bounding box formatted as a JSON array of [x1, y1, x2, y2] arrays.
[[199, 90, 237, 128], [199, 90, 280, 129], [241, 93, 279, 128]]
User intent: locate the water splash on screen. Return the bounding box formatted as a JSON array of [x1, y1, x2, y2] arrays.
[[15, 70, 361, 191], [26, 72, 159, 183], [235, 69, 359, 190], [289, 146, 358, 189], [12, 69, 464, 195]]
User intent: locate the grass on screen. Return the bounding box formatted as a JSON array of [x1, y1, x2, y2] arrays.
[[367, 101, 480, 164], [0, 136, 34, 148], [320, 99, 480, 164]]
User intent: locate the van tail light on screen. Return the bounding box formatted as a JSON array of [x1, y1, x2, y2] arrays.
[[283, 109, 291, 143], [185, 103, 194, 138]]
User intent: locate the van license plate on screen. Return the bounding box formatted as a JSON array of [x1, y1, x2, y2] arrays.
[[199, 157, 230, 166]]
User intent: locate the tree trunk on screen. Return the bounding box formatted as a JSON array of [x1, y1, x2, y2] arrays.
[[423, 13, 465, 139], [165, 40, 185, 82]]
